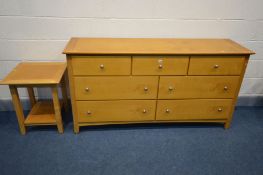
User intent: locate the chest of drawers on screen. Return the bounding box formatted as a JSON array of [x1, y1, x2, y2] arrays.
[[64, 38, 254, 133]]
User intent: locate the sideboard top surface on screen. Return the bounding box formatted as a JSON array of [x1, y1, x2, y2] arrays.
[[63, 38, 255, 55]]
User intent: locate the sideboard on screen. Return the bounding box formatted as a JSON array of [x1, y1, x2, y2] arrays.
[[63, 38, 254, 133]]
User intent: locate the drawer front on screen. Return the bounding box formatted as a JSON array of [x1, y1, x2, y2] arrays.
[[158, 76, 239, 99], [188, 56, 245, 75], [77, 100, 156, 123], [71, 56, 131, 75], [156, 99, 232, 120], [74, 76, 158, 100], [132, 56, 189, 75]]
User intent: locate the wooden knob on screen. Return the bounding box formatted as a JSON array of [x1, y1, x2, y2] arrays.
[[214, 64, 219, 69], [165, 109, 170, 113]]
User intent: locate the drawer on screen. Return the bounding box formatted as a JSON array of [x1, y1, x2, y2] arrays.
[[74, 76, 158, 100], [132, 56, 189, 75], [156, 99, 232, 120], [71, 56, 131, 75], [188, 56, 245, 75], [158, 76, 239, 99], [77, 100, 156, 123]]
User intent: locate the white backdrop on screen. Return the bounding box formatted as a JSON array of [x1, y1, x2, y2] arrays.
[[0, 0, 262, 104]]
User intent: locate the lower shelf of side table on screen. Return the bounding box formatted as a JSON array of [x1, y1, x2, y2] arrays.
[[24, 100, 62, 126]]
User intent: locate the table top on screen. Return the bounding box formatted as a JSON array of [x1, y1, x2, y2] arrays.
[[0, 62, 67, 85], [63, 38, 255, 55]]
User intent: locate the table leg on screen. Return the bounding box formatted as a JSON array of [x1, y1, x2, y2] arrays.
[[51, 86, 64, 133], [61, 75, 69, 112], [9, 85, 26, 135], [27, 87, 36, 108]]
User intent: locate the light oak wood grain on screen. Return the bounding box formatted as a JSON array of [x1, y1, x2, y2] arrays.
[[132, 56, 189, 75], [188, 56, 245, 75], [77, 100, 156, 123], [156, 99, 232, 120], [0, 62, 67, 85], [158, 76, 240, 99], [24, 101, 57, 126], [63, 38, 255, 55], [67, 56, 80, 133], [74, 76, 159, 100], [71, 56, 131, 75], [9, 85, 26, 135]]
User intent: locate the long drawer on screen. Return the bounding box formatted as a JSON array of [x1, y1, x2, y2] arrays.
[[71, 56, 131, 75], [156, 99, 232, 120], [74, 76, 159, 100], [188, 56, 245, 75], [132, 56, 189, 75], [77, 100, 156, 123], [158, 76, 240, 99]]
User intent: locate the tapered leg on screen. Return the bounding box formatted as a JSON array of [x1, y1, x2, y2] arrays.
[[60, 75, 69, 112], [224, 121, 231, 129], [27, 87, 36, 108], [51, 86, 64, 133], [9, 85, 26, 135]]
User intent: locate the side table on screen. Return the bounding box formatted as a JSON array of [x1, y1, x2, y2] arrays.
[[0, 62, 68, 134]]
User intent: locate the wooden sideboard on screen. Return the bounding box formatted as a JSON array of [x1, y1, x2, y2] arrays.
[[63, 38, 254, 133]]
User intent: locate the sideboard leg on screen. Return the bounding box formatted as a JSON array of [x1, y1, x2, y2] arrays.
[[224, 121, 231, 129], [74, 125, 79, 134]]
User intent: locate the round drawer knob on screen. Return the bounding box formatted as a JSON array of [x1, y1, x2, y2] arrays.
[[85, 87, 90, 92], [218, 108, 223, 112], [99, 64, 104, 69], [144, 87, 148, 91], [142, 109, 147, 113], [158, 64, 163, 69], [165, 109, 170, 113], [214, 64, 219, 69], [168, 86, 174, 91], [87, 111, 92, 115], [224, 86, 228, 91]]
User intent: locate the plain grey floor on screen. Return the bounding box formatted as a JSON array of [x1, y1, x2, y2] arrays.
[[0, 106, 262, 175]]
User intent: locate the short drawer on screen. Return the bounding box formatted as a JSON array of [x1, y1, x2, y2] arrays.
[[188, 56, 245, 75], [132, 56, 189, 75], [156, 99, 232, 120], [74, 76, 158, 100], [77, 100, 156, 123], [158, 76, 239, 99], [71, 56, 131, 75]]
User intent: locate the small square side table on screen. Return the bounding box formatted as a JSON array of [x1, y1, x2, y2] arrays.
[[0, 62, 68, 135]]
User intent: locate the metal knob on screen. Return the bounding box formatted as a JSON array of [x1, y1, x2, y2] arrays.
[[224, 86, 228, 91], [85, 87, 90, 92], [100, 64, 104, 69], [168, 86, 174, 91], [87, 111, 92, 115], [218, 108, 223, 112], [214, 64, 219, 69], [165, 109, 170, 113], [144, 87, 148, 91], [142, 109, 147, 113], [158, 64, 163, 69]]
